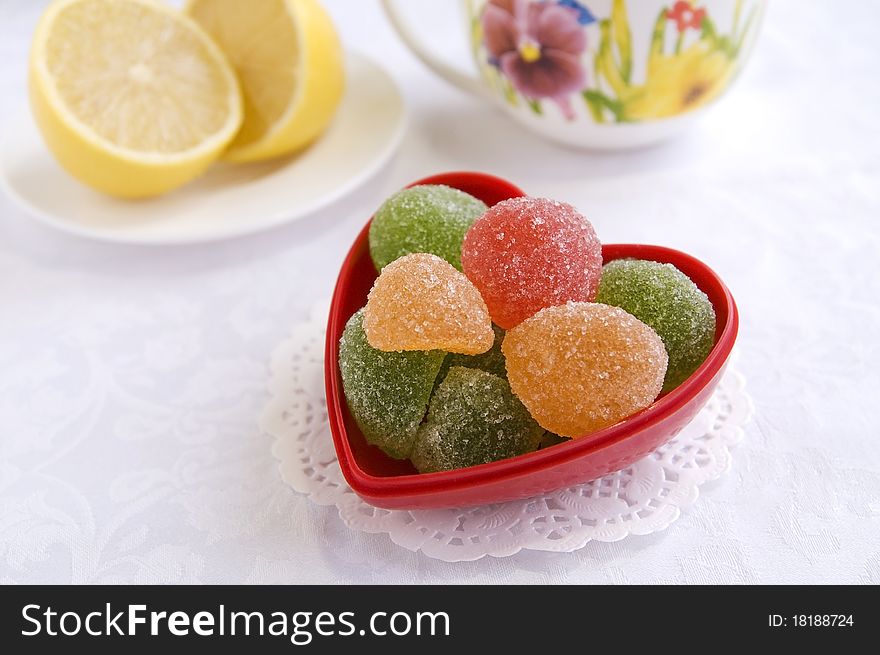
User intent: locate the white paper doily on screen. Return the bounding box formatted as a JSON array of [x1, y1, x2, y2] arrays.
[[261, 301, 753, 562]]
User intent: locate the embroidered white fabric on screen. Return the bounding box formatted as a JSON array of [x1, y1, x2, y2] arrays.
[[262, 302, 752, 562], [2, 0, 878, 584]]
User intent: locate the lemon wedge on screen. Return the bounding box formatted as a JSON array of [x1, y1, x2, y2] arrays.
[[186, 0, 345, 163], [29, 0, 243, 199]]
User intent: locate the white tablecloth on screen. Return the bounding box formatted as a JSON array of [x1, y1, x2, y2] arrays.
[[1, 0, 878, 584]]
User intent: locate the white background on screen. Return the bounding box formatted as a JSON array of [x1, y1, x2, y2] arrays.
[[1, 0, 878, 583]]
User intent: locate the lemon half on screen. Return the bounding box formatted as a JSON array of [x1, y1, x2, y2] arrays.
[[186, 0, 345, 163], [29, 0, 243, 199]]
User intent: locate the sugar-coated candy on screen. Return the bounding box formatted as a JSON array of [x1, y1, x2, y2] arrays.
[[410, 367, 543, 473], [338, 309, 446, 459], [369, 185, 488, 272], [596, 259, 716, 392], [461, 197, 602, 329], [436, 324, 507, 386], [503, 302, 668, 437], [363, 253, 494, 355]]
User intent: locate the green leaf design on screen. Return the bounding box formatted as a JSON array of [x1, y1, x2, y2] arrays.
[[583, 89, 625, 123], [501, 77, 519, 107], [648, 8, 668, 69], [701, 14, 719, 47], [611, 0, 633, 83], [525, 98, 543, 115], [584, 96, 605, 123]]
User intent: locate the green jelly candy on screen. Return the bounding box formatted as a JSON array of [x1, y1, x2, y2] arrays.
[[411, 367, 543, 473], [368, 185, 488, 271], [436, 324, 507, 386], [338, 309, 446, 459], [596, 259, 716, 392]]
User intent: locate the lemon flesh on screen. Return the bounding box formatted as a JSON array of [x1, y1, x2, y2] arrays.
[[29, 0, 243, 198], [187, 0, 345, 163]]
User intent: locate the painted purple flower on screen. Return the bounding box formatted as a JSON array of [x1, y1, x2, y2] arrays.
[[482, 0, 588, 119]]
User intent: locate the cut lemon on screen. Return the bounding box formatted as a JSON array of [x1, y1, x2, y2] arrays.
[[29, 0, 243, 199], [186, 0, 345, 163]]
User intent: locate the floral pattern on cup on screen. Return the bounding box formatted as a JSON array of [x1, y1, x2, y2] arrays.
[[481, 0, 593, 119], [470, 0, 759, 123]]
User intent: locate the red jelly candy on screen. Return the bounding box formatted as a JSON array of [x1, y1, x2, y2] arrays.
[[461, 197, 602, 329]]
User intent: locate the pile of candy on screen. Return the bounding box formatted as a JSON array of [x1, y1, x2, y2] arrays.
[[339, 185, 717, 473]]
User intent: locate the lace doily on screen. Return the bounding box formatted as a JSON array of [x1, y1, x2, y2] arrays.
[[262, 301, 752, 562]]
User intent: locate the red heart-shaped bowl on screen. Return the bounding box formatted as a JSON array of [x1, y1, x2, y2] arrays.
[[325, 171, 738, 509]]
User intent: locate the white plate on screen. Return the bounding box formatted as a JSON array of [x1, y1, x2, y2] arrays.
[[0, 53, 406, 244]]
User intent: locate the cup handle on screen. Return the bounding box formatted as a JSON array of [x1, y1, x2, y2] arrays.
[[380, 0, 494, 101]]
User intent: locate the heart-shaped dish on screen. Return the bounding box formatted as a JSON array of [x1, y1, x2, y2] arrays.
[[325, 171, 738, 509]]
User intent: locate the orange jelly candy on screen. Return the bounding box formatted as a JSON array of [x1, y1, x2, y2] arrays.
[[502, 302, 668, 437], [363, 253, 494, 355]]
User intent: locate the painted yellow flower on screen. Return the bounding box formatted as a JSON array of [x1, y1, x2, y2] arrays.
[[623, 42, 735, 120], [588, 0, 757, 123]]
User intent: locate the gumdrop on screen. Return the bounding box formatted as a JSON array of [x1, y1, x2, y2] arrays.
[[436, 324, 507, 386], [410, 367, 543, 473], [369, 185, 488, 272], [338, 309, 446, 459], [363, 253, 494, 355], [502, 302, 668, 437], [461, 197, 602, 329], [596, 259, 716, 392]]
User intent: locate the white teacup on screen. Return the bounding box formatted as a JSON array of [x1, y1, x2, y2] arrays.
[[382, 0, 766, 149]]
